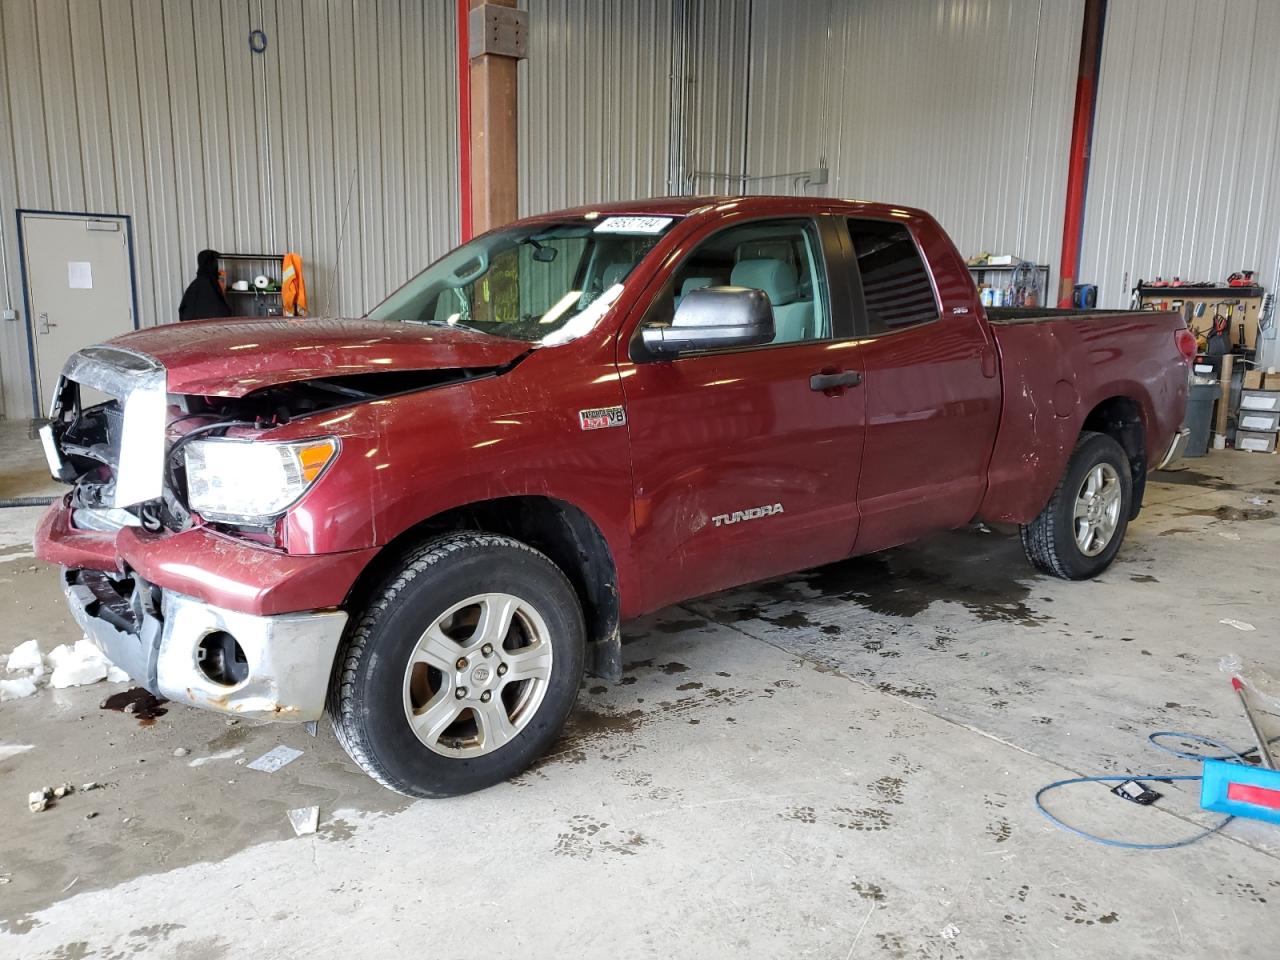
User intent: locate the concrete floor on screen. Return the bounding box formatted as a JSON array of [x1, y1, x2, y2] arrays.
[[1, 418, 1278, 959]]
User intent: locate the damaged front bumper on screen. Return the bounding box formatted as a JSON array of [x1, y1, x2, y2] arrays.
[[64, 567, 346, 721]]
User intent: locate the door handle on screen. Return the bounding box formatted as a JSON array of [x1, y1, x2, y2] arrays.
[[39, 312, 56, 334], [809, 370, 862, 392]]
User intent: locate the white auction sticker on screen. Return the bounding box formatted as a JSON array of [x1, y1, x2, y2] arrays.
[[593, 216, 674, 235]]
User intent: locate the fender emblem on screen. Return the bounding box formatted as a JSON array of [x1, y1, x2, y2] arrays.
[[579, 405, 626, 431]]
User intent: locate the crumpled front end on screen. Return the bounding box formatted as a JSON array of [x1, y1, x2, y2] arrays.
[[63, 566, 346, 721], [35, 344, 367, 721]]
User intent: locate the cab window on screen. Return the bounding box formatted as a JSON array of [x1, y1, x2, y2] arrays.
[[846, 219, 939, 333], [654, 219, 832, 348]]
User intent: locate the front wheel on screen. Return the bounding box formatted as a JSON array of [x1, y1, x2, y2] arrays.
[[1020, 431, 1133, 580], [329, 533, 586, 797]]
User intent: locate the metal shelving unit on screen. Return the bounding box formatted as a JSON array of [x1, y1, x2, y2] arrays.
[[219, 252, 284, 317], [967, 262, 1051, 309]]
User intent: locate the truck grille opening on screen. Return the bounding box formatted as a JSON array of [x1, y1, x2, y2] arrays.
[[80, 569, 140, 633]]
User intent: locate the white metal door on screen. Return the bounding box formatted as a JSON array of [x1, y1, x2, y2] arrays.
[[21, 214, 135, 411]]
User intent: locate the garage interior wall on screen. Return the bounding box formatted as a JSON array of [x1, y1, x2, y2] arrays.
[[0, 0, 459, 419], [739, 0, 1084, 277], [1081, 0, 1280, 337], [518, 0, 1083, 277]]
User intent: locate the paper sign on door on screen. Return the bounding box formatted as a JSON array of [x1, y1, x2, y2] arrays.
[[68, 261, 93, 289]]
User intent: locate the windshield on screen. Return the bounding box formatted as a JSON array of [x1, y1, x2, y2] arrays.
[[367, 215, 678, 344]]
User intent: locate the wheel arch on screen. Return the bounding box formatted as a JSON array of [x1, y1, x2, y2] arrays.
[[344, 495, 623, 680], [1081, 395, 1148, 518]]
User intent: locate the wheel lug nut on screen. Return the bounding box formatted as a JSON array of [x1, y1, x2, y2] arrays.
[[456, 657, 468, 670], [455, 686, 468, 699], [480, 691, 492, 703], [497, 663, 508, 676], [481, 643, 493, 657]]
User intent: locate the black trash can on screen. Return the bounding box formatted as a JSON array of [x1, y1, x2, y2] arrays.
[[1183, 380, 1218, 457]]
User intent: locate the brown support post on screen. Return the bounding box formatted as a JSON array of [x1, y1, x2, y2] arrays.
[[468, 0, 526, 234]]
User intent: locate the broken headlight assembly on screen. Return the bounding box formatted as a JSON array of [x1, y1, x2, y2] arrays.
[[182, 437, 339, 523]]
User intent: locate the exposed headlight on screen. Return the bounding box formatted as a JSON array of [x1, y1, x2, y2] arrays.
[[184, 438, 339, 522]]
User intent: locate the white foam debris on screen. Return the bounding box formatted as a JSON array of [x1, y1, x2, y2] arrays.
[[1219, 618, 1256, 632], [106, 664, 129, 683], [0, 677, 38, 702], [47, 640, 110, 689], [5, 640, 42, 672], [188, 747, 245, 768], [287, 806, 320, 837]]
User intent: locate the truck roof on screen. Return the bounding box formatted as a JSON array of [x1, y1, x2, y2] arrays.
[[532, 195, 929, 223]]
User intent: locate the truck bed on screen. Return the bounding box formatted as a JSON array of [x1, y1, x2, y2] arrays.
[[986, 307, 1134, 324], [977, 306, 1189, 525]]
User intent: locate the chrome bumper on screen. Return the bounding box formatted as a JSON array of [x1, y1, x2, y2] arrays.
[[63, 569, 347, 721], [1156, 427, 1191, 470]]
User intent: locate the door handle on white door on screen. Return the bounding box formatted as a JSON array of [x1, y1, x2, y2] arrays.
[[38, 312, 57, 334]]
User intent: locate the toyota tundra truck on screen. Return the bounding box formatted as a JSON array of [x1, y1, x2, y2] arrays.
[[34, 196, 1194, 797]]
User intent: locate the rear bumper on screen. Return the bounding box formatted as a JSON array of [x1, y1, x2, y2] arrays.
[[1156, 426, 1191, 470], [64, 567, 346, 721]]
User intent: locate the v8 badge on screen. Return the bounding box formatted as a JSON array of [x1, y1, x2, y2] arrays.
[[579, 405, 626, 431]]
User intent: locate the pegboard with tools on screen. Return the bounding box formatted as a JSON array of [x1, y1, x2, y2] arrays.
[[1137, 283, 1267, 354]]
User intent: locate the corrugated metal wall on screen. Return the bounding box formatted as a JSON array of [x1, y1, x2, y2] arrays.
[[0, 0, 458, 419], [741, 0, 1084, 281], [518, 0, 675, 216], [1081, 0, 1280, 326]]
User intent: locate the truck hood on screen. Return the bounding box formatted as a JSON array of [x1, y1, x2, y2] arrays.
[[107, 317, 529, 397]]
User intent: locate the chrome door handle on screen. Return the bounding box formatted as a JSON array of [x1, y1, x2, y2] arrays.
[[809, 370, 861, 392]]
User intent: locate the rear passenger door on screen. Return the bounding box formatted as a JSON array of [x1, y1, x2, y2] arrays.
[[842, 216, 1001, 554], [618, 216, 867, 612]]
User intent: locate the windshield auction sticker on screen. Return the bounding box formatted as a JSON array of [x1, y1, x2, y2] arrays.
[[593, 216, 674, 235]]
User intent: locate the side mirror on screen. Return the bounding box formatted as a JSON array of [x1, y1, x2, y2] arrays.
[[641, 286, 775, 356]]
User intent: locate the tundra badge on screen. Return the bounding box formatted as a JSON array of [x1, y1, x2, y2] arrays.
[[579, 406, 626, 431], [712, 503, 784, 527]]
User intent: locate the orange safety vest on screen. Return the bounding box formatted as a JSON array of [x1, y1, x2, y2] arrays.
[[281, 252, 307, 317]]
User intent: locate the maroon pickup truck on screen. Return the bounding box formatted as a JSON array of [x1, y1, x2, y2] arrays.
[[34, 196, 1194, 797]]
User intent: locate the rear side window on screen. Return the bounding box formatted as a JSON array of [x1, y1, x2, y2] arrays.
[[846, 219, 939, 333]]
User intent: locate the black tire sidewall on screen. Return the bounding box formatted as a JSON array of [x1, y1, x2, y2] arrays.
[[349, 540, 584, 797], [1050, 434, 1133, 579]]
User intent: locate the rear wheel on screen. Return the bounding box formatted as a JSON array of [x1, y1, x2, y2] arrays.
[[1020, 431, 1133, 580], [329, 533, 585, 797]]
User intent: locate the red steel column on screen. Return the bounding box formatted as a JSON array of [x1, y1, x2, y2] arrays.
[[1057, 0, 1107, 307], [456, 0, 473, 241]]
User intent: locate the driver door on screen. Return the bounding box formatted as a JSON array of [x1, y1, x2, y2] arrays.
[[617, 216, 867, 612]]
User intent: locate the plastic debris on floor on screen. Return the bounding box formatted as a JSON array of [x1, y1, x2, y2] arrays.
[[287, 806, 320, 836], [247, 745, 304, 773]]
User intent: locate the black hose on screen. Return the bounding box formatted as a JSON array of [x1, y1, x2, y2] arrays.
[[0, 496, 56, 509]]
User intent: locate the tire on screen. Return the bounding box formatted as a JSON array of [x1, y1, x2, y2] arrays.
[[328, 532, 586, 798], [1019, 431, 1133, 580]]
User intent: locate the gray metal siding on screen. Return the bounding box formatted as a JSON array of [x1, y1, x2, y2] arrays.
[[741, 0, 1083, 284], [518, 0, 674, 216], [0, 0, 459, 419], [1081, 0, 1280, 338]]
